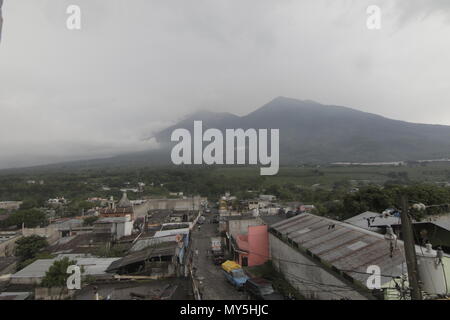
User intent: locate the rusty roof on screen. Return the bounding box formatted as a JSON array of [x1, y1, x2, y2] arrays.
[[270, 214, 407, 286]]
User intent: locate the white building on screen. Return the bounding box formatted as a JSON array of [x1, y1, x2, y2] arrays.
[[0, 201, 22, 211], [93, 216, 133, 240], [259, 195, 276, 201], [10, 255, 120, 285]]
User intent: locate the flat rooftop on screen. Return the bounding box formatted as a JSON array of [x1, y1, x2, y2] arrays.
[[11, 255, 120, 280]]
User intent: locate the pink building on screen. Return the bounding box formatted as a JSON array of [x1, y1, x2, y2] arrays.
[[234, 225, 269, 267]]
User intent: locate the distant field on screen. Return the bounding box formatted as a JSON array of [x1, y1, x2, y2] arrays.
[[213, 162, 450, 188]]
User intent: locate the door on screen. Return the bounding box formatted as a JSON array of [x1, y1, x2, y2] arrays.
[[241, 256, 248, 267]]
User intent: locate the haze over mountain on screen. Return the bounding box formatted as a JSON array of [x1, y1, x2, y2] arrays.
[[4, 96, 450, 172]]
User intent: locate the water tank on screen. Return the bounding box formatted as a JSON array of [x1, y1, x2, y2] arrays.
[[417, 244, 448, 296]]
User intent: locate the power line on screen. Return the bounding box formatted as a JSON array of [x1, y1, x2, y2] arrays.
[[231, 241, 402, 279], [263, 267, 399, 299]]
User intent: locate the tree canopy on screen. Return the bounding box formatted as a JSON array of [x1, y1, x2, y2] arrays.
[[2, 209, 47, 228], [41, 257, 78, 288], [15, 235, 48, 261]]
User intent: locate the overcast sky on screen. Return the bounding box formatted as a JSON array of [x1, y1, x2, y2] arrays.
[[0, 0, 450, 168]]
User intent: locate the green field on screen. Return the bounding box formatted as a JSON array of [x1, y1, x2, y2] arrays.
[[212, 162, 450, 189]]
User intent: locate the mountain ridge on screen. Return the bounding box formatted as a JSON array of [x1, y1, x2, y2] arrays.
[[3, 96, 450, 172], [153, 96, 450, 164]]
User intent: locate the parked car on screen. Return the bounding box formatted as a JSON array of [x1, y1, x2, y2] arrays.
[[212, 251, 226, 265], [211, 216, 219, 224], [197, 215, 206, 225], [221, 260, 249, 289], [210, 237, 225, 264], [244, 278, 284, 300]]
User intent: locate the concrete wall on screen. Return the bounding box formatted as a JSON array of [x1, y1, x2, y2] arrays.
[[115, 221, 133, 239], [131, 235, 178, 252], [0, 235, 21, 257], [269, 233, 369, 300], [11, 275, 41, 285], [247, 225, 269, 267], [235, 225, 269, 267], [0, 259, 17, 275], [154, 228, 190, 238], [22, 226, 60, 245], [228, 218, 261, 238], [134, 197, 206, 218], [259, 207, 279, 215], [35, 287, 75, 300]]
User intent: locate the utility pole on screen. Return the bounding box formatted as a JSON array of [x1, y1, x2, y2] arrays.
[[400, 196, 422, 300]]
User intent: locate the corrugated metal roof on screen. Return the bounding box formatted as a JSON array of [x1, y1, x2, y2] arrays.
[[95, 217, 131, 224], [259, 214, 288, 226], [414, 214, 450, 231], [107, 242, 179, 272], [370, 215, 402, 228], [271, 214, 407, 286], [0, 292, 31, 300], [11, 256, 120, 279], [52, 218, 84, 230], [344, 211, 381, 229], [346, 211, 450, 232], [415, 220, 450, 231], [344, 211, 404, 230]]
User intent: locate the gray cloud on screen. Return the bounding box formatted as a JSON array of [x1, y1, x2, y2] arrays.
[[390, 0, 450, 25], [0, 0, 450, 168], [0, 0, 3, 42]]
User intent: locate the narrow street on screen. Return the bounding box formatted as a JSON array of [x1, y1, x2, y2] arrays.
[[190, 213, 247, 300]]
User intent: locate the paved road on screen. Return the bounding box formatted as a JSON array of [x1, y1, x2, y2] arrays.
[[191, 214, 247, 300]]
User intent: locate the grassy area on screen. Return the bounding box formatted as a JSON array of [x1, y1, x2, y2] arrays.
[[214, 162, 450, 188]]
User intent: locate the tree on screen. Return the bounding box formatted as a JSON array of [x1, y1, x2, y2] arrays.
[[6, 209, 47, 228], [20, 199, 39, 210], [15, 235, 48, 261], [83, 216, 98, 226], [41, 257, 78, 288], [66, 200, 95, 217]]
